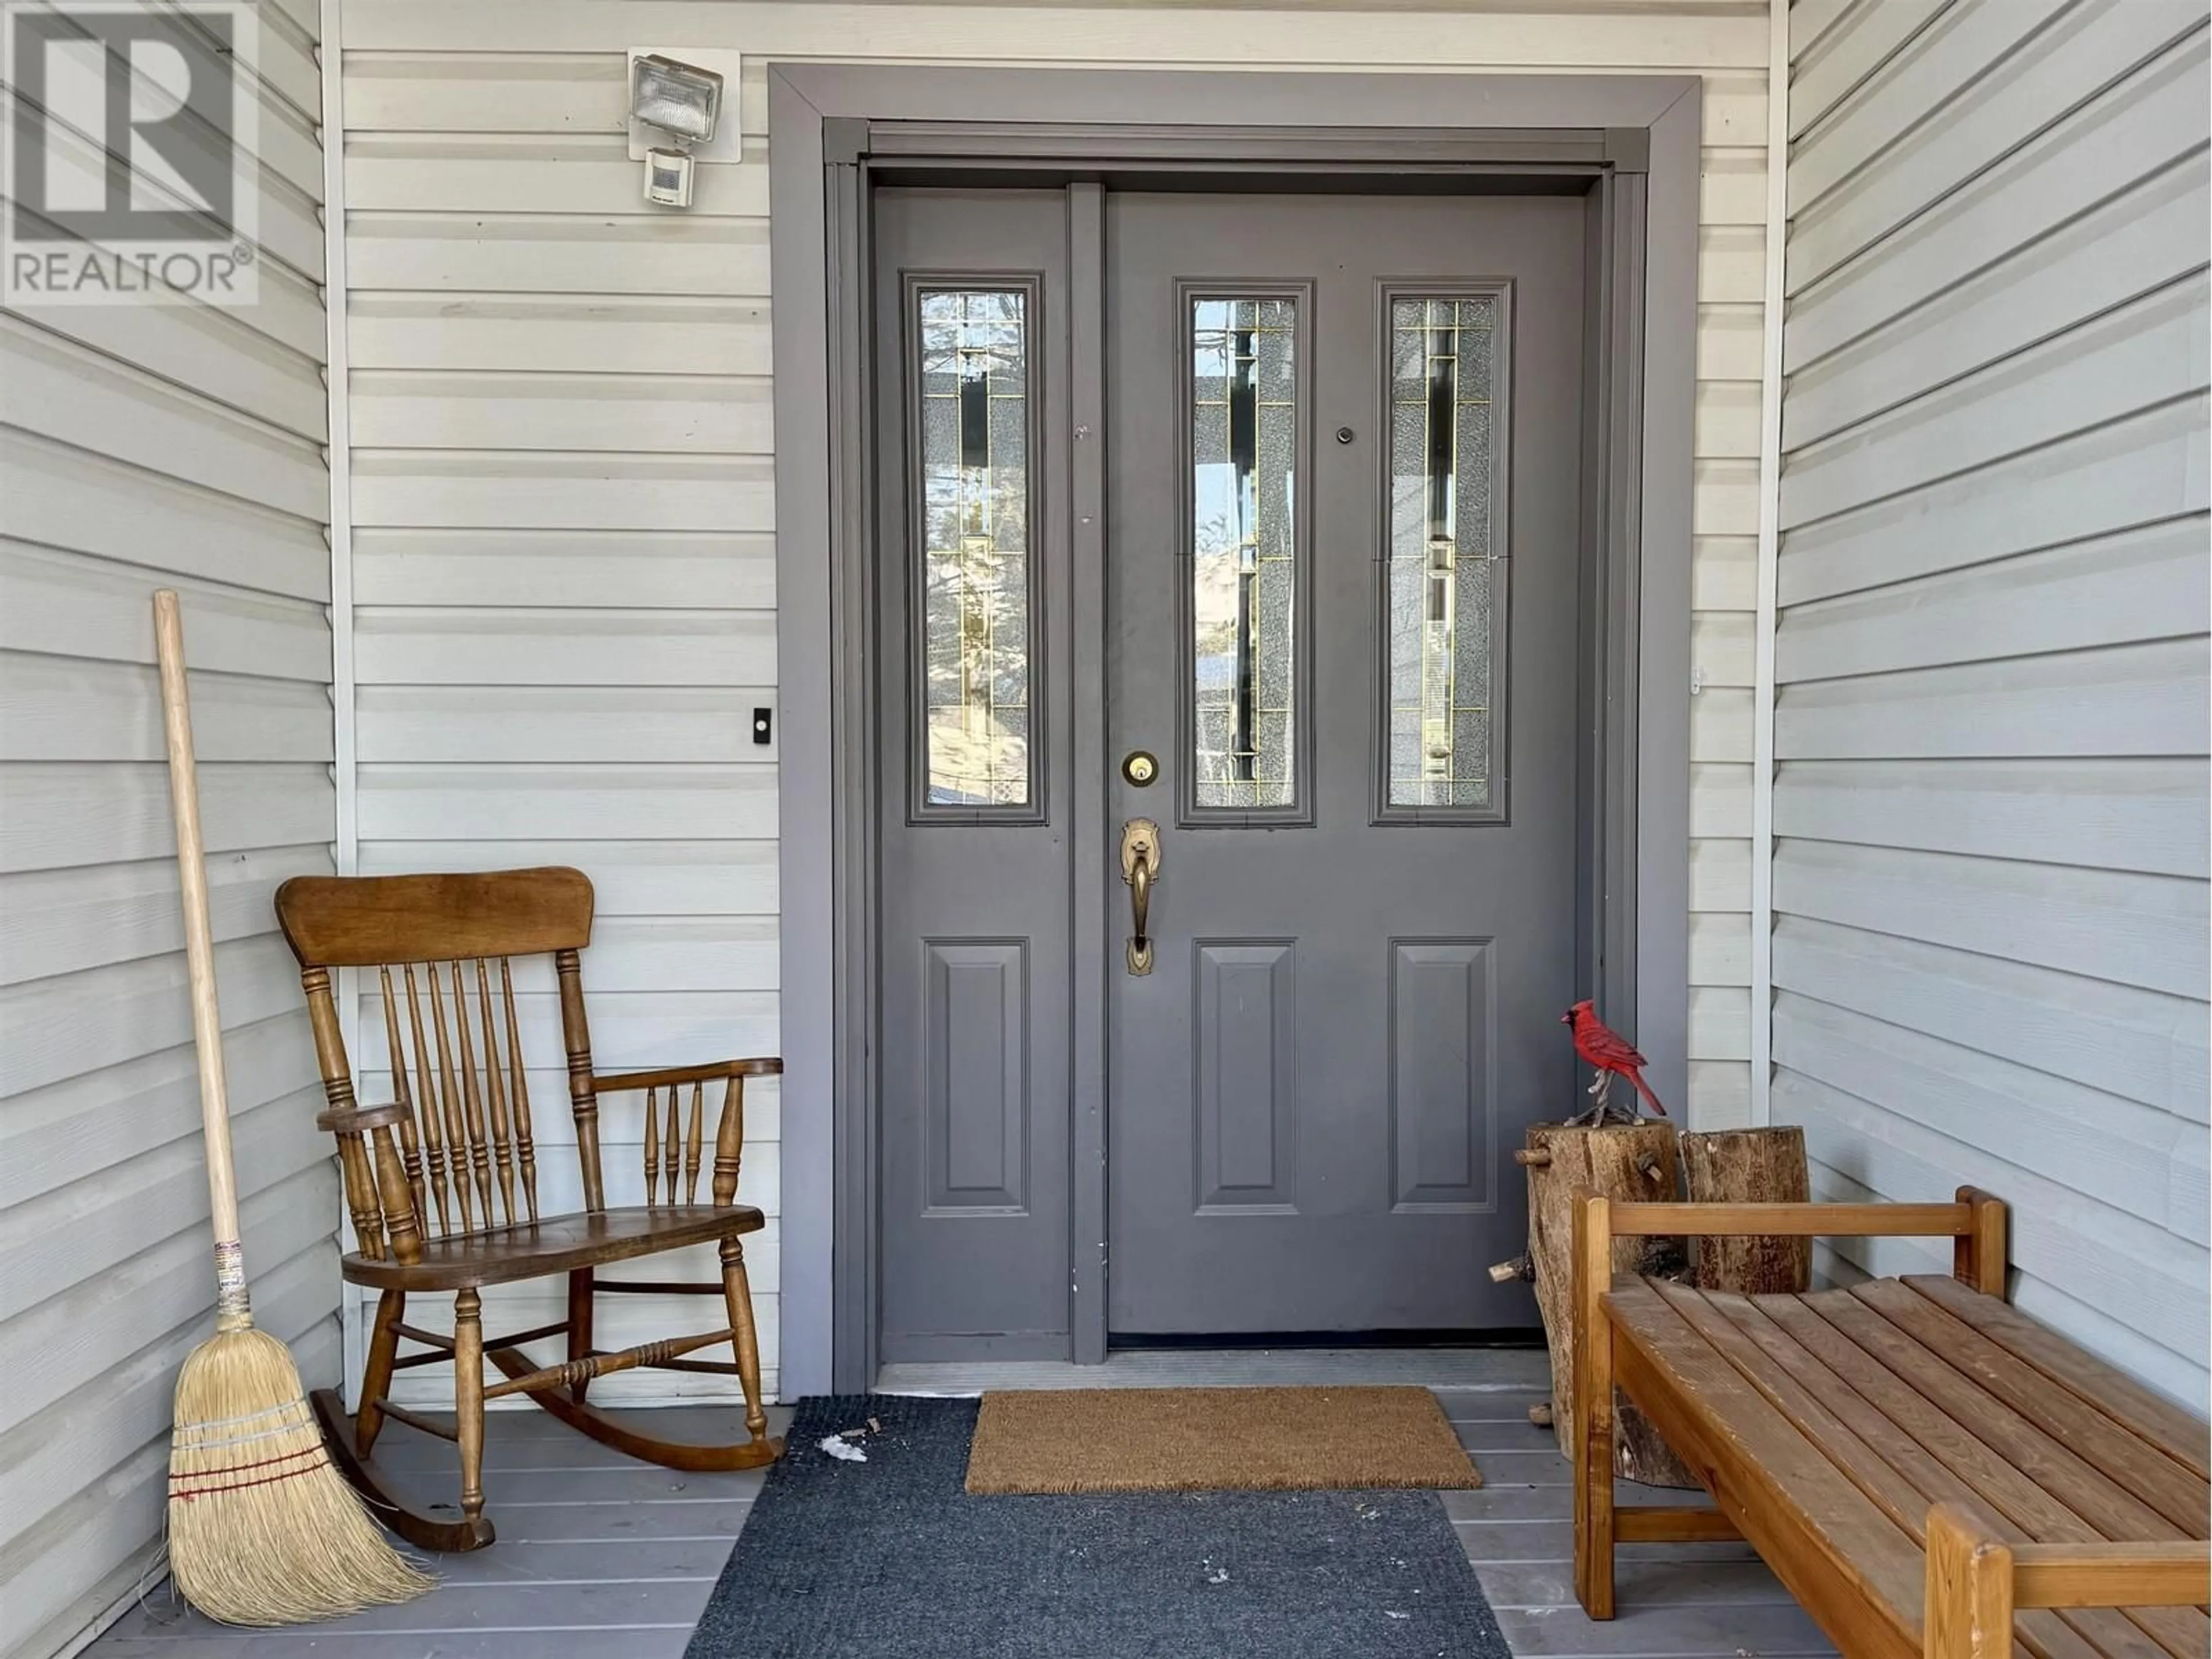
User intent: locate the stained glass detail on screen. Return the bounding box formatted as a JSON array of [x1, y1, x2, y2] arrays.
[[919, 289, 1030, 808], [1388, 296, 1498, 811], [1191, 297, 1298, 810]]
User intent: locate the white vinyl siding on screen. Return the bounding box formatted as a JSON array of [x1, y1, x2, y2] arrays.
[[0, 5, 337, 1656], [337, 3, 1773, 1403], [1774, 0, 2210, 1409]]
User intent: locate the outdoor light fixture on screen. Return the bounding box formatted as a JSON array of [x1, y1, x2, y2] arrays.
[[630, 52, 724, 208]]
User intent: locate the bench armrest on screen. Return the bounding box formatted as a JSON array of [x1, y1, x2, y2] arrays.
[[1926, 1503, 2210, 1657], [1604, 1195, 1991, 1238], [2013, 1539, 2210, 1608], [1593, 1187, 2009, 1299]]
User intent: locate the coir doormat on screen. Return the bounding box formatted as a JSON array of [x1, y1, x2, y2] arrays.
[[964, 1384, 1483, 1494], [683, 1393, 1510, 1659]]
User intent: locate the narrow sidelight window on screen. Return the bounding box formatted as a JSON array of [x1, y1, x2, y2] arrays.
[[1386, 293, 1505, 816], [918, 287, 1032, 809], [1191, 295, 1300, 811]]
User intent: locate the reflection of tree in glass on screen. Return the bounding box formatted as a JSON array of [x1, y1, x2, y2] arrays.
[[1190, 505, 1245, 784], [922, 542, 1029, 806], [917, 290, 1032, 807]]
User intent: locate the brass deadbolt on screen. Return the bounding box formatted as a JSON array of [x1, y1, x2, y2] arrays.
[[1122, 749, 1158, 787]]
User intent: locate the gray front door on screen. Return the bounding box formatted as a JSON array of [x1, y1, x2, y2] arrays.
[[874, 185, 1587, 1359], [1104, 192, 1586, 1335], [874, 188, 1076, 1363]]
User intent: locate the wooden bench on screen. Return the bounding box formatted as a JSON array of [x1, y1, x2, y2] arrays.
[[1571, 1190, 2211, 1658]]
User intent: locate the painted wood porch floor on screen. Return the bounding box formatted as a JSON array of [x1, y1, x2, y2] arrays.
[[90, 1363, 1834, 1659]]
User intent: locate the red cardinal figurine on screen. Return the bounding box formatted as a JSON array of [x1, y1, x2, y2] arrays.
[[1561, 1000, 1667, 1124]]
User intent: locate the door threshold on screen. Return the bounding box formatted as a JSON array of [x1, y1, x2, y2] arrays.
[[876, 1346, 1550, 1395]]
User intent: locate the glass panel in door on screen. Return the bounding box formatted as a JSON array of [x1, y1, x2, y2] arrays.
[[1190, 293, 1301, 815], [1385, 293, 1505, 818]]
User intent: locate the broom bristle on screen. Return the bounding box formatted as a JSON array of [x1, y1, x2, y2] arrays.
[[169, 1327, 434, 1625]]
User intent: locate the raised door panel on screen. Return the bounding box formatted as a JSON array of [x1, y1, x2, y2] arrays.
[[1389, 940, 1496, 1210], [1194, 941, 1296, 1212], [923, 940, 1027, 1213]]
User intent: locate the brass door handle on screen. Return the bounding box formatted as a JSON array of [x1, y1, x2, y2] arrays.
[[1130, 858, 1154, 969], [1120, 818, 1161, 975]]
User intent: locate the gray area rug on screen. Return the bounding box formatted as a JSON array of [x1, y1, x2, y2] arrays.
[[685, 1392, 1512, 1658]]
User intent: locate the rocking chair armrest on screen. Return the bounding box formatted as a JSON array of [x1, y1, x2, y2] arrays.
[[317, 1100, 411, 1135], [317, 1103, 425, 1264], [592, 1059, 778, 1210], [591, 1058, 783, 1093]]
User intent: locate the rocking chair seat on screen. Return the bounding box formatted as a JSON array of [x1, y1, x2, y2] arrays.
[[342, 1203, 767, 1291]]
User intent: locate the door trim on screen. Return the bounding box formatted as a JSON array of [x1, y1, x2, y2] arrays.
[[770, 66, 1700, 1395]]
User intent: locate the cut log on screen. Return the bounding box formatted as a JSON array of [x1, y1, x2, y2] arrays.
[[1681, 1126, 1811, 1293], [1521, 1121, 1699, 1489]]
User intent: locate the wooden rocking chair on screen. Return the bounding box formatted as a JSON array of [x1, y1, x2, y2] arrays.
[[274, 866, 783, 1552]]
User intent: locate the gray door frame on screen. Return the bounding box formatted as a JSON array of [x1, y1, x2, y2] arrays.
[[768, 64, 1700, 1395]]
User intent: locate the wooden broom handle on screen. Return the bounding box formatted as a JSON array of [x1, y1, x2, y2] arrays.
[[155, 592, 249, 1323]]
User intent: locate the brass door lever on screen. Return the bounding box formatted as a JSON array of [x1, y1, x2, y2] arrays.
[[1120, 819, 1161, 975]]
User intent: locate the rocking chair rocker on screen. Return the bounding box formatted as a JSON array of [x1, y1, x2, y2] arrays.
[[274, 866, 783, 1552]]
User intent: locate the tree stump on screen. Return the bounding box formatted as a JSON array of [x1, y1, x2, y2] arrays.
[[1499, 1120, 1820, 1488], [1681, 1126, 1812, 1293], [1513, 1122, 1699, 1489]]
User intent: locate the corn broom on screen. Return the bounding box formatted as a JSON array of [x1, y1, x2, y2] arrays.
[[156, 589, 433, 1624]]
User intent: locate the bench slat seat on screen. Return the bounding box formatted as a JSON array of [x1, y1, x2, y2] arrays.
[[1902, 1276, 2210, 1486], [1573, 1195, 2209, 1659]]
